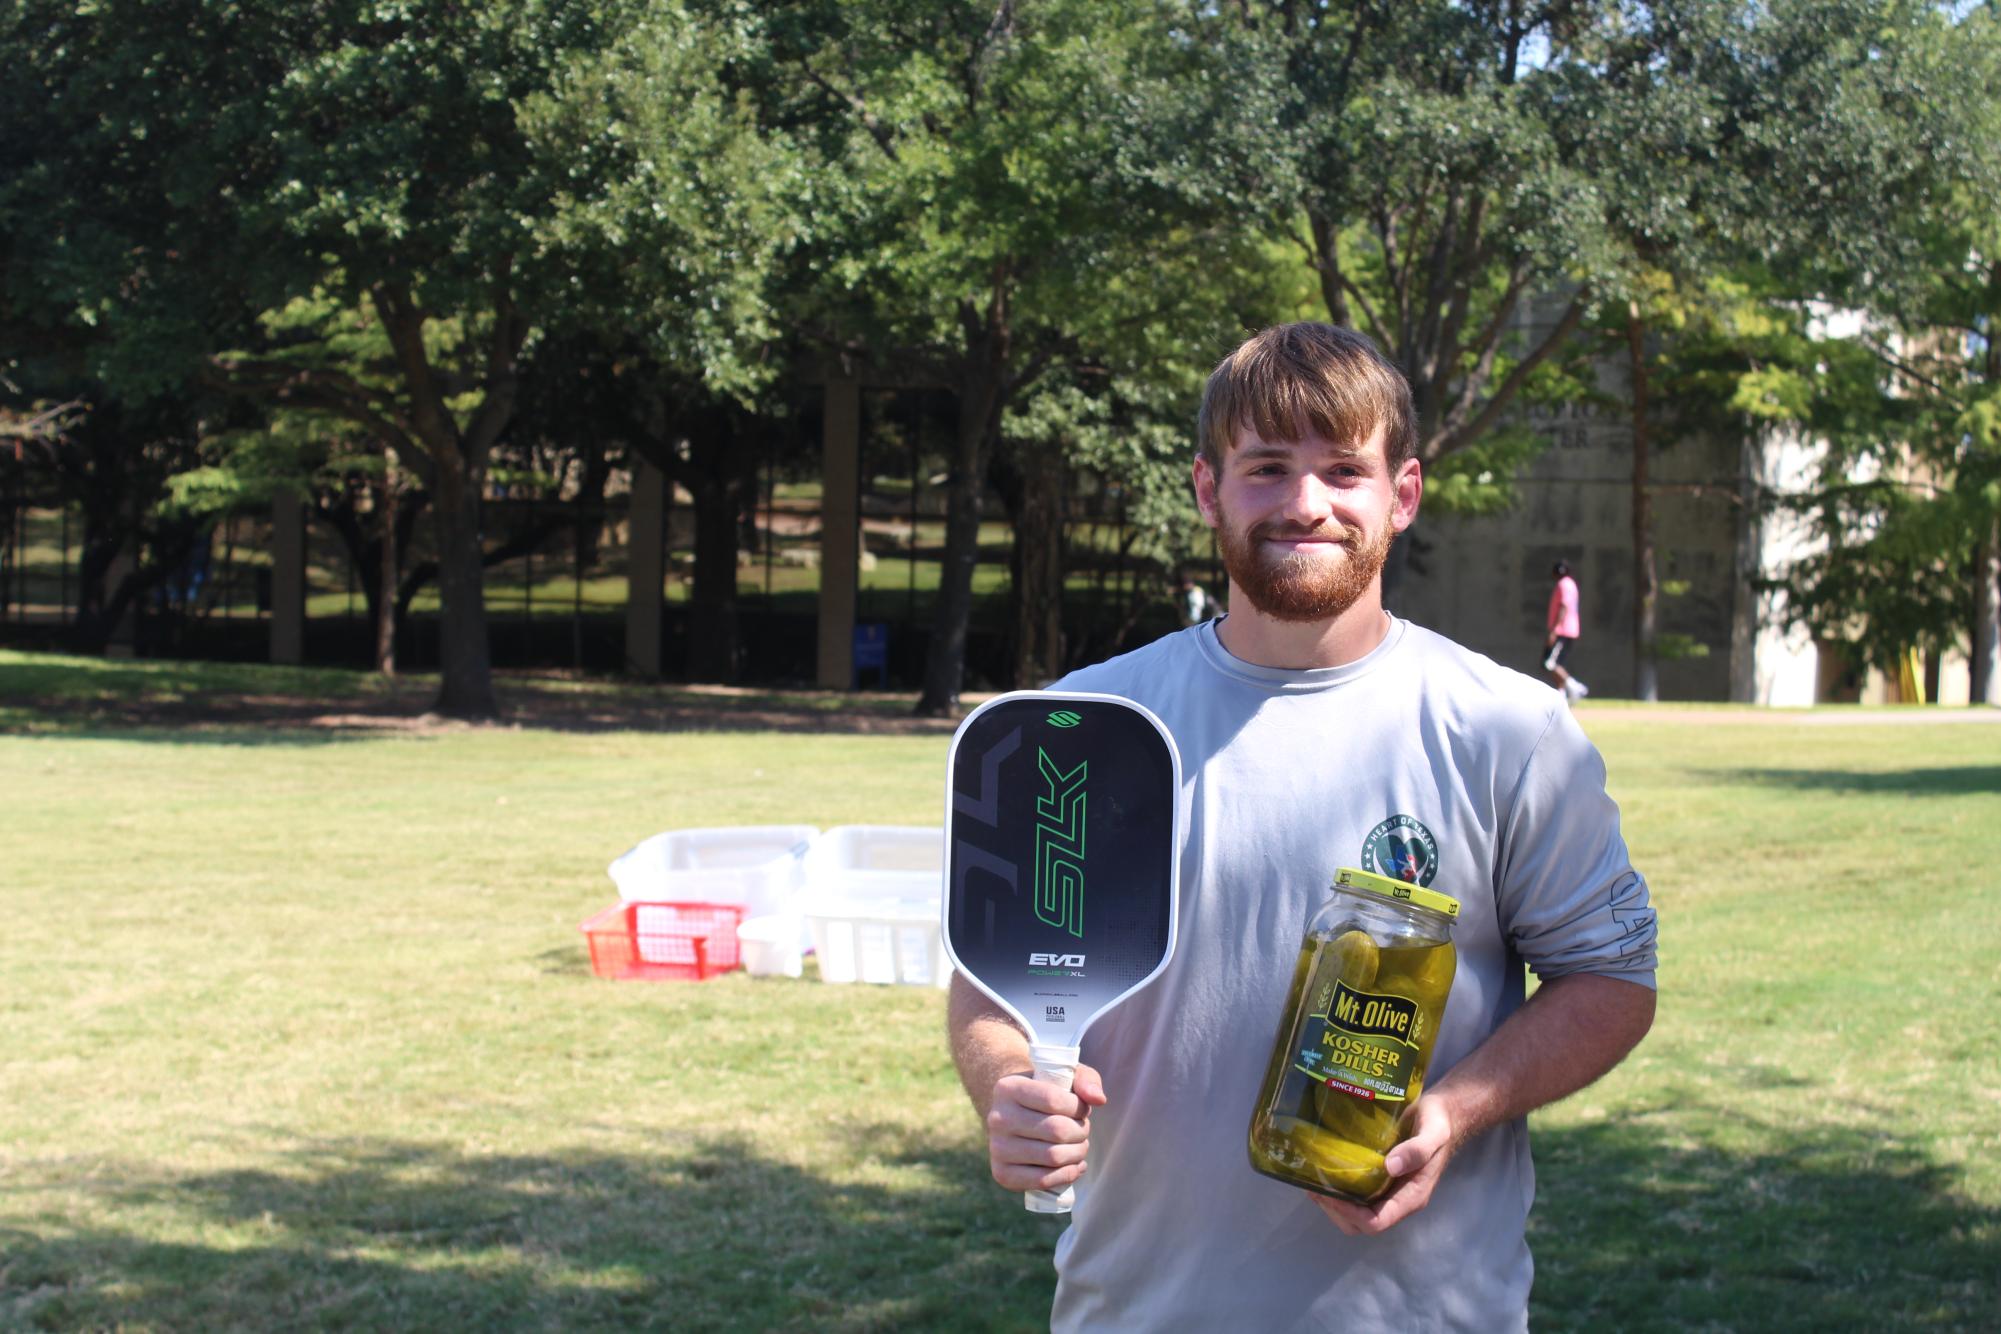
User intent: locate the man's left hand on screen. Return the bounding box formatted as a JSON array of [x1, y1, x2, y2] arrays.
[[1310, 1094, 1458, 1236], [1312, 973, 1656, 1237]]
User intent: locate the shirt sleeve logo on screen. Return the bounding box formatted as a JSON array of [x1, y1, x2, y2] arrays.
[[1361, 815, 1440, 886]]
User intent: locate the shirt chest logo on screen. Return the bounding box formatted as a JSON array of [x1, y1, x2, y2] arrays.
[[1361, 815, 1439, 886]]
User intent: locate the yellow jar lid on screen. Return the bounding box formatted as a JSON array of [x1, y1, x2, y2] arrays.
[[1333, 866, 1461, 918]]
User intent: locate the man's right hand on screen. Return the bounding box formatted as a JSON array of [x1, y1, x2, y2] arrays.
[[984, 1063, 1106, 1195]]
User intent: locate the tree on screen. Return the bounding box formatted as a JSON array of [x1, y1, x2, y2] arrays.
[[996, 363, 1213, 678], [1834, 3, 2001, 705], [1647, 3, 2001, 703], [1614, 0, 1985, 699], [524, 9, 803, 683], [760, 0, 1285, 713], [1225, 1, 1927, 644], [2, 2, 780, 716], [992, 235, 1291, 686], [0, 381, 221, 653], [1239, 4, 1623, 484], [1227, 1, 1984, 699]]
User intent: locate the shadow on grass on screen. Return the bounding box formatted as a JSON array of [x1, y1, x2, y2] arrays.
[[0, 722, 399, 748], [533, 944, 597, 980], [1, 653, 961, 742], [8, 1109, 1994, 1331], [0, 1135, 1054, 1332], [1528, 1113, 1999, 1331], [1695, 765, 2001, 797]]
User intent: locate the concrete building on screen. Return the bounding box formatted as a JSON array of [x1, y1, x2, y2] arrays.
[[1396, 393, 1742, 701], [1397, 330, 1975, 705]]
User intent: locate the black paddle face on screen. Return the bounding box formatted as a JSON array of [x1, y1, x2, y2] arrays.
[[945, 693, 1179, 1046]]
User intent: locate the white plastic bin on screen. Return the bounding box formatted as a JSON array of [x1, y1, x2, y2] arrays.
[[800, 826, 947, 987], [607, 825, 818, 924], [804, 825, 943, 901], [806, 899, 951, 988]]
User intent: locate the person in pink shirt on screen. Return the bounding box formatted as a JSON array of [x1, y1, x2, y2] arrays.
[[1544, 560, 1589, 704]]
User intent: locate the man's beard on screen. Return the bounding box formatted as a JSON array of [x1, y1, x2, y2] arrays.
[[1214, 506, 1396, 623]]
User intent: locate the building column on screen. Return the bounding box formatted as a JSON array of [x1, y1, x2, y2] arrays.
[[624, 458, 666, 679], [269, 488, 304, 665], [817, 377, 861, 690]]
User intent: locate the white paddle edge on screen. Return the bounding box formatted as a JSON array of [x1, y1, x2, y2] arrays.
[[940, 688, 1185, 1215]]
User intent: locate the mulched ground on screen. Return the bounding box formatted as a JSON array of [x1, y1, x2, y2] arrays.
[[12, 666, 1995, 737], [8, 674, 980, 737]]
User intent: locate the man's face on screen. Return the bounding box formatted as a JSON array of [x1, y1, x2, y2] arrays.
[[1191, 425, 1421, 623]]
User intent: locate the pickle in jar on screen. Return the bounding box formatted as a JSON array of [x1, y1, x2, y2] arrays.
[[1309, 937, 1455, 1131], [1247, 868, 1461, 1204], [1248, 1115, 1390, 1199]]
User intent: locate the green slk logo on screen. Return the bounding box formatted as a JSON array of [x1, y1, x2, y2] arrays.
[[1033, 747, 1086, 937]]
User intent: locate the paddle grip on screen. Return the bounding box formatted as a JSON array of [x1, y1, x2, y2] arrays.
[[1024, 1042, 1084, 1214]]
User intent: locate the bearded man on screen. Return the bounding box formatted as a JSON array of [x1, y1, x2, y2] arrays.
[[947, 322, 1659, 1331]]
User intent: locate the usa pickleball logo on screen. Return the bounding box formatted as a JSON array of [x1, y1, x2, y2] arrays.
[[1362, 815, 1439, 886]]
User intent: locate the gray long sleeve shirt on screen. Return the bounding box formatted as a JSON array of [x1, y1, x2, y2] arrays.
[[1045, 616, 1658, 1332]]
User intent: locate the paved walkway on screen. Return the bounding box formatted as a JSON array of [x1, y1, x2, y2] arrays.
[[1578, 704, 2001, 726]]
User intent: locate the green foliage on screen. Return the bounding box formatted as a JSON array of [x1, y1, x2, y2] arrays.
[[992, 218, 1294, 573], [163, 289, 398, 519], [1653, 632, 1711, 661], [1784, 477, 1986, 671], [1722, 2, 2001, 671], [517, 3, 801, 397], [757, 0, 1281, 365], [1002, 366, 1203, 569], [1233, 2, 1723, 456], [1421, 427, 1549, 517], [7, 0, 2001, 693], [3, 1, 790, 401]]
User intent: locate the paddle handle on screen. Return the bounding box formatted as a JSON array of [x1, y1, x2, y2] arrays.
[[1024, 1042, 1084, 1214]]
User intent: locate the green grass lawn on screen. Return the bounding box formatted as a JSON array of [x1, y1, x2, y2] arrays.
[[2, 653, 1997, 1330]]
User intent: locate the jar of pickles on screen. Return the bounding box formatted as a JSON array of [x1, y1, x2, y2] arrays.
[[1246, 866, 1460, 1203]]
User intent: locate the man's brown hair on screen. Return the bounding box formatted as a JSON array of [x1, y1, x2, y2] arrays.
[[1196, 323, 1418, 471]]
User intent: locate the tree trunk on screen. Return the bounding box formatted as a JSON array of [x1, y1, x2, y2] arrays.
[[68, 516, 123, 653], [370, 284, 521, 721], [573, 434, 610, 570], [1628, 309, 1659, 703], [1975, 513, 1999, 706], [1002, 439, 1067, 690], [917, 327, 1007, 717], [389, 492, 431, 624], [687, 467, 742, 683], [428, 456, 498, 719], [70, 556, 138, 654], [642, 405, 756, 685], [376, 454, 397, 677], [67, 491, 158, 655]]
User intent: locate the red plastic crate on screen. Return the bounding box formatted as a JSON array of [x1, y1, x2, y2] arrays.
[[579, 901, 746, 981]]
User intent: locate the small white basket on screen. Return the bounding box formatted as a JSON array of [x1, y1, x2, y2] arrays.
[[737, 913, 806, 978], [798, 826, 946, 987], [807, 899, 951, 988]]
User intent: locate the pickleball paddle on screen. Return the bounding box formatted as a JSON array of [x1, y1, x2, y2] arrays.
[[943, 690, 1182, 1213]]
